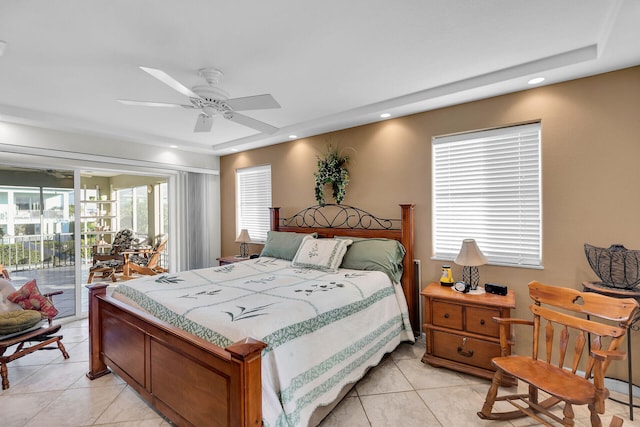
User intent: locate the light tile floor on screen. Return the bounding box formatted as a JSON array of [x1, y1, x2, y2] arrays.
[[2, 318, 639, 426]]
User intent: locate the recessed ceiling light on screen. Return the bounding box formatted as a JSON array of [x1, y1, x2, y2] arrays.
[[230, 148, 238, 152], [169, 145, 178, 148], [528, 77, 545, 85], [289, 135, 297, 139], [380, 113, 391, 118]]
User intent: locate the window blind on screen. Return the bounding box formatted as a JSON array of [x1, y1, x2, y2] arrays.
[[236, 165, 272, 243], [432, 123, 541, 267]]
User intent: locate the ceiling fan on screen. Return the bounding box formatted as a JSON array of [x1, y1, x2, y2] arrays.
[[118, 66, 281, 133]]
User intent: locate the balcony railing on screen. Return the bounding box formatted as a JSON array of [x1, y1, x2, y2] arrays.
[[0, 233, 75, 271], [8, 209, 67, 222]]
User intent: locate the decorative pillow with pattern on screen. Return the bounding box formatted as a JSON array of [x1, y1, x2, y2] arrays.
[[7, 279, 59, 319], [292, 236, 352, 273]]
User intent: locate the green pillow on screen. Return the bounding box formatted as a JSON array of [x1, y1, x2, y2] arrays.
[[260, 231, 318, 261], [0, 309, 42, 335], [336, 237, 406, 283]]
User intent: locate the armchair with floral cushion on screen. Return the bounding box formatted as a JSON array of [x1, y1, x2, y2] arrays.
[[0, 277, 69, 389]]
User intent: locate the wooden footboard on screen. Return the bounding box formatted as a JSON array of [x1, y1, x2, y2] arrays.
[[86, 284, 267, 427]]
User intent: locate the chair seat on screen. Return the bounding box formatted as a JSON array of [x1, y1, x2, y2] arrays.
[[0, 323, 61, 347], [493, 355, 599, 405], [0, 310, 42, 335], [91, 259, 123, 269]]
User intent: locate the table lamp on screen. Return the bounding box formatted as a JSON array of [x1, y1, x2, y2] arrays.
[[454, 239, 487, 290], [235, 229, 251, 258]]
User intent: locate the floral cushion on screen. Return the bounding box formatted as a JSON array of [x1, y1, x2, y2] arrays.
[[0, 309, 42, 335], [7, 279, 59, 319], [111, 228, 135, 254], [91, 259, 124, 270]]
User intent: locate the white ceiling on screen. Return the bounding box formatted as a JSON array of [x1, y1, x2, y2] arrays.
[[0, 0, 639, 156]]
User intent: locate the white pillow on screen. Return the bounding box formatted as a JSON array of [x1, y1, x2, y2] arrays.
[[292, 236, 352, 273], [0, 278, 22, 314]]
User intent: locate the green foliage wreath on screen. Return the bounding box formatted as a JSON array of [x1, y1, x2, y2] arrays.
[[314, 145, 350, 206]]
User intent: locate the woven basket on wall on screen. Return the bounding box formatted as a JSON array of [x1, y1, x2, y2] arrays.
[[584, 243, 640, 290]]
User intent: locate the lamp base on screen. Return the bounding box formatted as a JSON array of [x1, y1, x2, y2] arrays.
[[462, 266, 480, 290], [239, 243, 249, 258]]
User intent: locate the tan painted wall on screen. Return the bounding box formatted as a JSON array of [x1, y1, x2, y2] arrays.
[[220, 66, 640, 381]]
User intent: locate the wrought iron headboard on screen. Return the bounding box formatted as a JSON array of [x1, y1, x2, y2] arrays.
[[277, 204, 398, 230]]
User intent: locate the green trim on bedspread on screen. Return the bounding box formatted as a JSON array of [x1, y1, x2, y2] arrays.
[[115, 284, 234, 347]]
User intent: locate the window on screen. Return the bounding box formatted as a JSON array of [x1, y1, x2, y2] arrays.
[[118, 186, 149, 234], [236, 165, 272, 243], [432, 123, 541, 267]]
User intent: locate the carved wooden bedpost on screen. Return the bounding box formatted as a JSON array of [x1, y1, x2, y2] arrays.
[[399, 204, 416, 332], [226, 338, 268, 426], [86, 284, 111, 380], [269, 207, 281, 231]]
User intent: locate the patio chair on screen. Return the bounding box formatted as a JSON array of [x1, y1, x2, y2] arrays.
[[0, 278, 69, 389], [87, 228, 135, 283], [124, 234, 168, 276], [477, 281, 638, 427]]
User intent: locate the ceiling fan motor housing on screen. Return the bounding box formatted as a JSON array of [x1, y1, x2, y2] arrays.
[[120, 66, 280, 134]]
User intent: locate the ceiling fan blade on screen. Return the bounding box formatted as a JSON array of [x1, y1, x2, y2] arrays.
[[117, 99, 195, 108], [225, 94, 281, 111], [140, 66, 202, 100], [194, 113, 215, 132], [224, 112, 278, 134]]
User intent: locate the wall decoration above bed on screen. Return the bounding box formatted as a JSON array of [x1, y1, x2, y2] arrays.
[[313, 144, 351, 206]]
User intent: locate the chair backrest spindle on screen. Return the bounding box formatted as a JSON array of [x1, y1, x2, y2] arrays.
[[528, 281, 637, 378]]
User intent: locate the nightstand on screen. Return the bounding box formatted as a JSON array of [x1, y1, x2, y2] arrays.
[[216, 256, 249, 266], [421, 282, 516, 385]]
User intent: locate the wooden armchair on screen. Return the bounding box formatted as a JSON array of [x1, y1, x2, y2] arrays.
[[123, 234, 168, 277], [478, 281, 638, 427]]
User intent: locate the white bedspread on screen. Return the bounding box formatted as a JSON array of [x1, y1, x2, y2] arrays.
[[112, 257, 414, 427]]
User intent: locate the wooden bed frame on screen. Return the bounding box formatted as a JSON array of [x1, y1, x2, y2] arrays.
[[87, 204, 415, 427]]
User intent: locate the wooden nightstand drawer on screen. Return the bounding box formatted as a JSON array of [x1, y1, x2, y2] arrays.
[[421, 282, 516, 385], [465, 306, 500, 337], [432, 301, 463, 330], [432, 330, 500, 371]]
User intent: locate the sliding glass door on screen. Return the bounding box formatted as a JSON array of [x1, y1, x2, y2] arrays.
[[1, 164, 171, 319], [0, 167, 76, 318]]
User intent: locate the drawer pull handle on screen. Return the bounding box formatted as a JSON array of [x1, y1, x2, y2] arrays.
[[480, 319, 485, 325], [457, 346, 474, 358], [444, 313, 449, 319]]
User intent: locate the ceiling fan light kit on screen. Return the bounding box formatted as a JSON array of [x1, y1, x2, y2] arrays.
[[118, 66, 280, 134]]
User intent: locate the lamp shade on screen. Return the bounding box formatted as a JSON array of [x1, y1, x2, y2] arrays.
[[235, 229, 251, 243], [454, 239, 487, 266]]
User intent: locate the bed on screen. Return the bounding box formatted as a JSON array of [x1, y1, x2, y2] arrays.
[[87, 204, 416, 427]]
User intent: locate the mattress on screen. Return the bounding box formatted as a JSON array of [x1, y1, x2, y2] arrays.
[[112, 256, 414, 427]]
